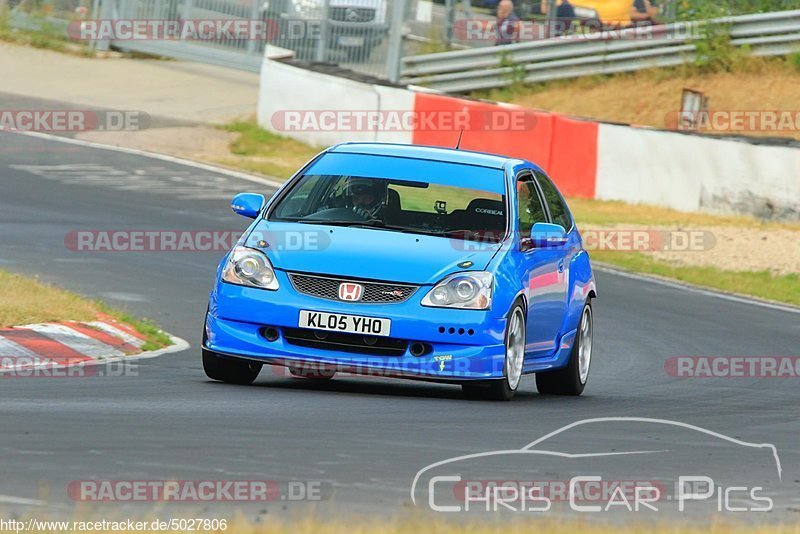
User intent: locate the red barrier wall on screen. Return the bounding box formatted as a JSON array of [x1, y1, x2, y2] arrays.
[[548, 114, 598, 198], [412, 92, 598, 198]]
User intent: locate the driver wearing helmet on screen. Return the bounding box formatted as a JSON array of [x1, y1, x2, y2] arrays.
[[346, 177, 387, 219]]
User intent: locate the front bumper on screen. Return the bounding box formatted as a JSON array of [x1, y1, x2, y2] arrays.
[[205, 270, 509, 381]]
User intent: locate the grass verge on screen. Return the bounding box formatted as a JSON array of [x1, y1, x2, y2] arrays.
[[591, 251, 800, 307], [0, 269, 171, 351], [0, 8, 157, 58], [568, 197, 800, 231], [472, 56, 800, 142], [216, 120, 321, 180], [0, 7, 92, 55]]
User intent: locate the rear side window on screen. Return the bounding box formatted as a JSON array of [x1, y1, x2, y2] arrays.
[[535, 172, 572, 231], [516, 172, 547, 235]]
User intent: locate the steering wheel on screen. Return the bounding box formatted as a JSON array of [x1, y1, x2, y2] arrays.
[[303, 207, 365, 222]]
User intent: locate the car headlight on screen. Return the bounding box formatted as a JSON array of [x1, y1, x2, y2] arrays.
[[222, 246, 279, 290], [421, 272, 493, 310]]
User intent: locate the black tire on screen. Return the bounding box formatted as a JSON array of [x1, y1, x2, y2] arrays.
[[201, 314, 261, 384], [461, 300, 526, 401], [202, 348, 262, 385], [536, 301, 593, 396]]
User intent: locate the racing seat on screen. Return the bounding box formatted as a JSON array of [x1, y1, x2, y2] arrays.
[[457, 199, 506, 241], [384, 188, 402, 223]]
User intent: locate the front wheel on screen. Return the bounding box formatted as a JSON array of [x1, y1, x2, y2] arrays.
[[536, 301, 593, 396], [202, 348, 262, 385], [462, 301, 526, 401]]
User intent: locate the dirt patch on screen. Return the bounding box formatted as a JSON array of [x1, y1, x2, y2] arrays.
[[76, 126, 239, 163], [77, 121, 319, 180]]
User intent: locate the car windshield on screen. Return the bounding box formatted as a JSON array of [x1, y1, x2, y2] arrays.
[[269, 174, 507, 242]]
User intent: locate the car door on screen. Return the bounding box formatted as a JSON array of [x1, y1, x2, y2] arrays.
[[532, 170, 573, 351], [515, 170, 564, 359]]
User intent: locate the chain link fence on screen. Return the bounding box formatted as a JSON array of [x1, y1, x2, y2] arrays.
[[4, 0, 799, 81]]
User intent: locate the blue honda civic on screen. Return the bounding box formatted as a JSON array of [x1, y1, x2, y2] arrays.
[[203, 143, 596, 400]]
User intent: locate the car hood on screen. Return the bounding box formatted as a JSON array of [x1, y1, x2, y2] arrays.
[[244, 220, 502, 285]]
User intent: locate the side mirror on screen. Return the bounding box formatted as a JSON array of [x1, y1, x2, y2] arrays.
[[231, 192, 265, 219], [530, 222, 568, 248]]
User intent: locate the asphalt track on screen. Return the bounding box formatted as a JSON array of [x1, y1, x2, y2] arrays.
[[1, 128, 799, 522]]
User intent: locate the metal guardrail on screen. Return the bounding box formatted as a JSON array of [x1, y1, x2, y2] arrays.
[[401, 10, 800, 93]]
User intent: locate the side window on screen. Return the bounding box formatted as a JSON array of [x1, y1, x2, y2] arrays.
[[535, 172, 573, 231], [272, 175, 324, 218], [516, 172, 547, 235]]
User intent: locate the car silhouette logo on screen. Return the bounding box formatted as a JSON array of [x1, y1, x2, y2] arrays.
[[339, 282, 363, 301]]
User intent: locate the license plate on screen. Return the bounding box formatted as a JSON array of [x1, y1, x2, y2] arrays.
[[337, 36, 364, 47], [299, 310, 391, 337]]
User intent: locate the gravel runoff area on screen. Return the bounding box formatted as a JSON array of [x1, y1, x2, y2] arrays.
[[581, 224, 800, 276]]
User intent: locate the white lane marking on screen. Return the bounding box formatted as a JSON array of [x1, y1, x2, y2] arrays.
[[9, 163, 257, 201], [88, 321, 145, 348], [27, 324, 126, 360], [7, 130, 284, 188], [0, 335, 49, 368], [595, 264, 800, 315]]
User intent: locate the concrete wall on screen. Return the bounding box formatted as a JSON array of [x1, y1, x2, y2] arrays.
[[257, 59, 414, 147], [596, 124, 800, 219]]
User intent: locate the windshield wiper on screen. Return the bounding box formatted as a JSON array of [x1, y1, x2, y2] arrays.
[[374, 224, 453, 238], [293, 219, 364, 227], [291, 218, 387, 229]]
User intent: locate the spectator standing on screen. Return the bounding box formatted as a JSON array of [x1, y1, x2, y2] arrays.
[[554, 0, 576, 36], [630, 0, 659, 26], [496, 0, 521, 45]]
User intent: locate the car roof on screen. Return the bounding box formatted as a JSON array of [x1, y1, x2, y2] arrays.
[[328, 142, 516, 170]]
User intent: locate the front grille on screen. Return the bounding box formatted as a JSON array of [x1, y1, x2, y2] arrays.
[[288, 272, 418, 304], [329, 6, 376, 22], [283, 328, 408, 357]]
